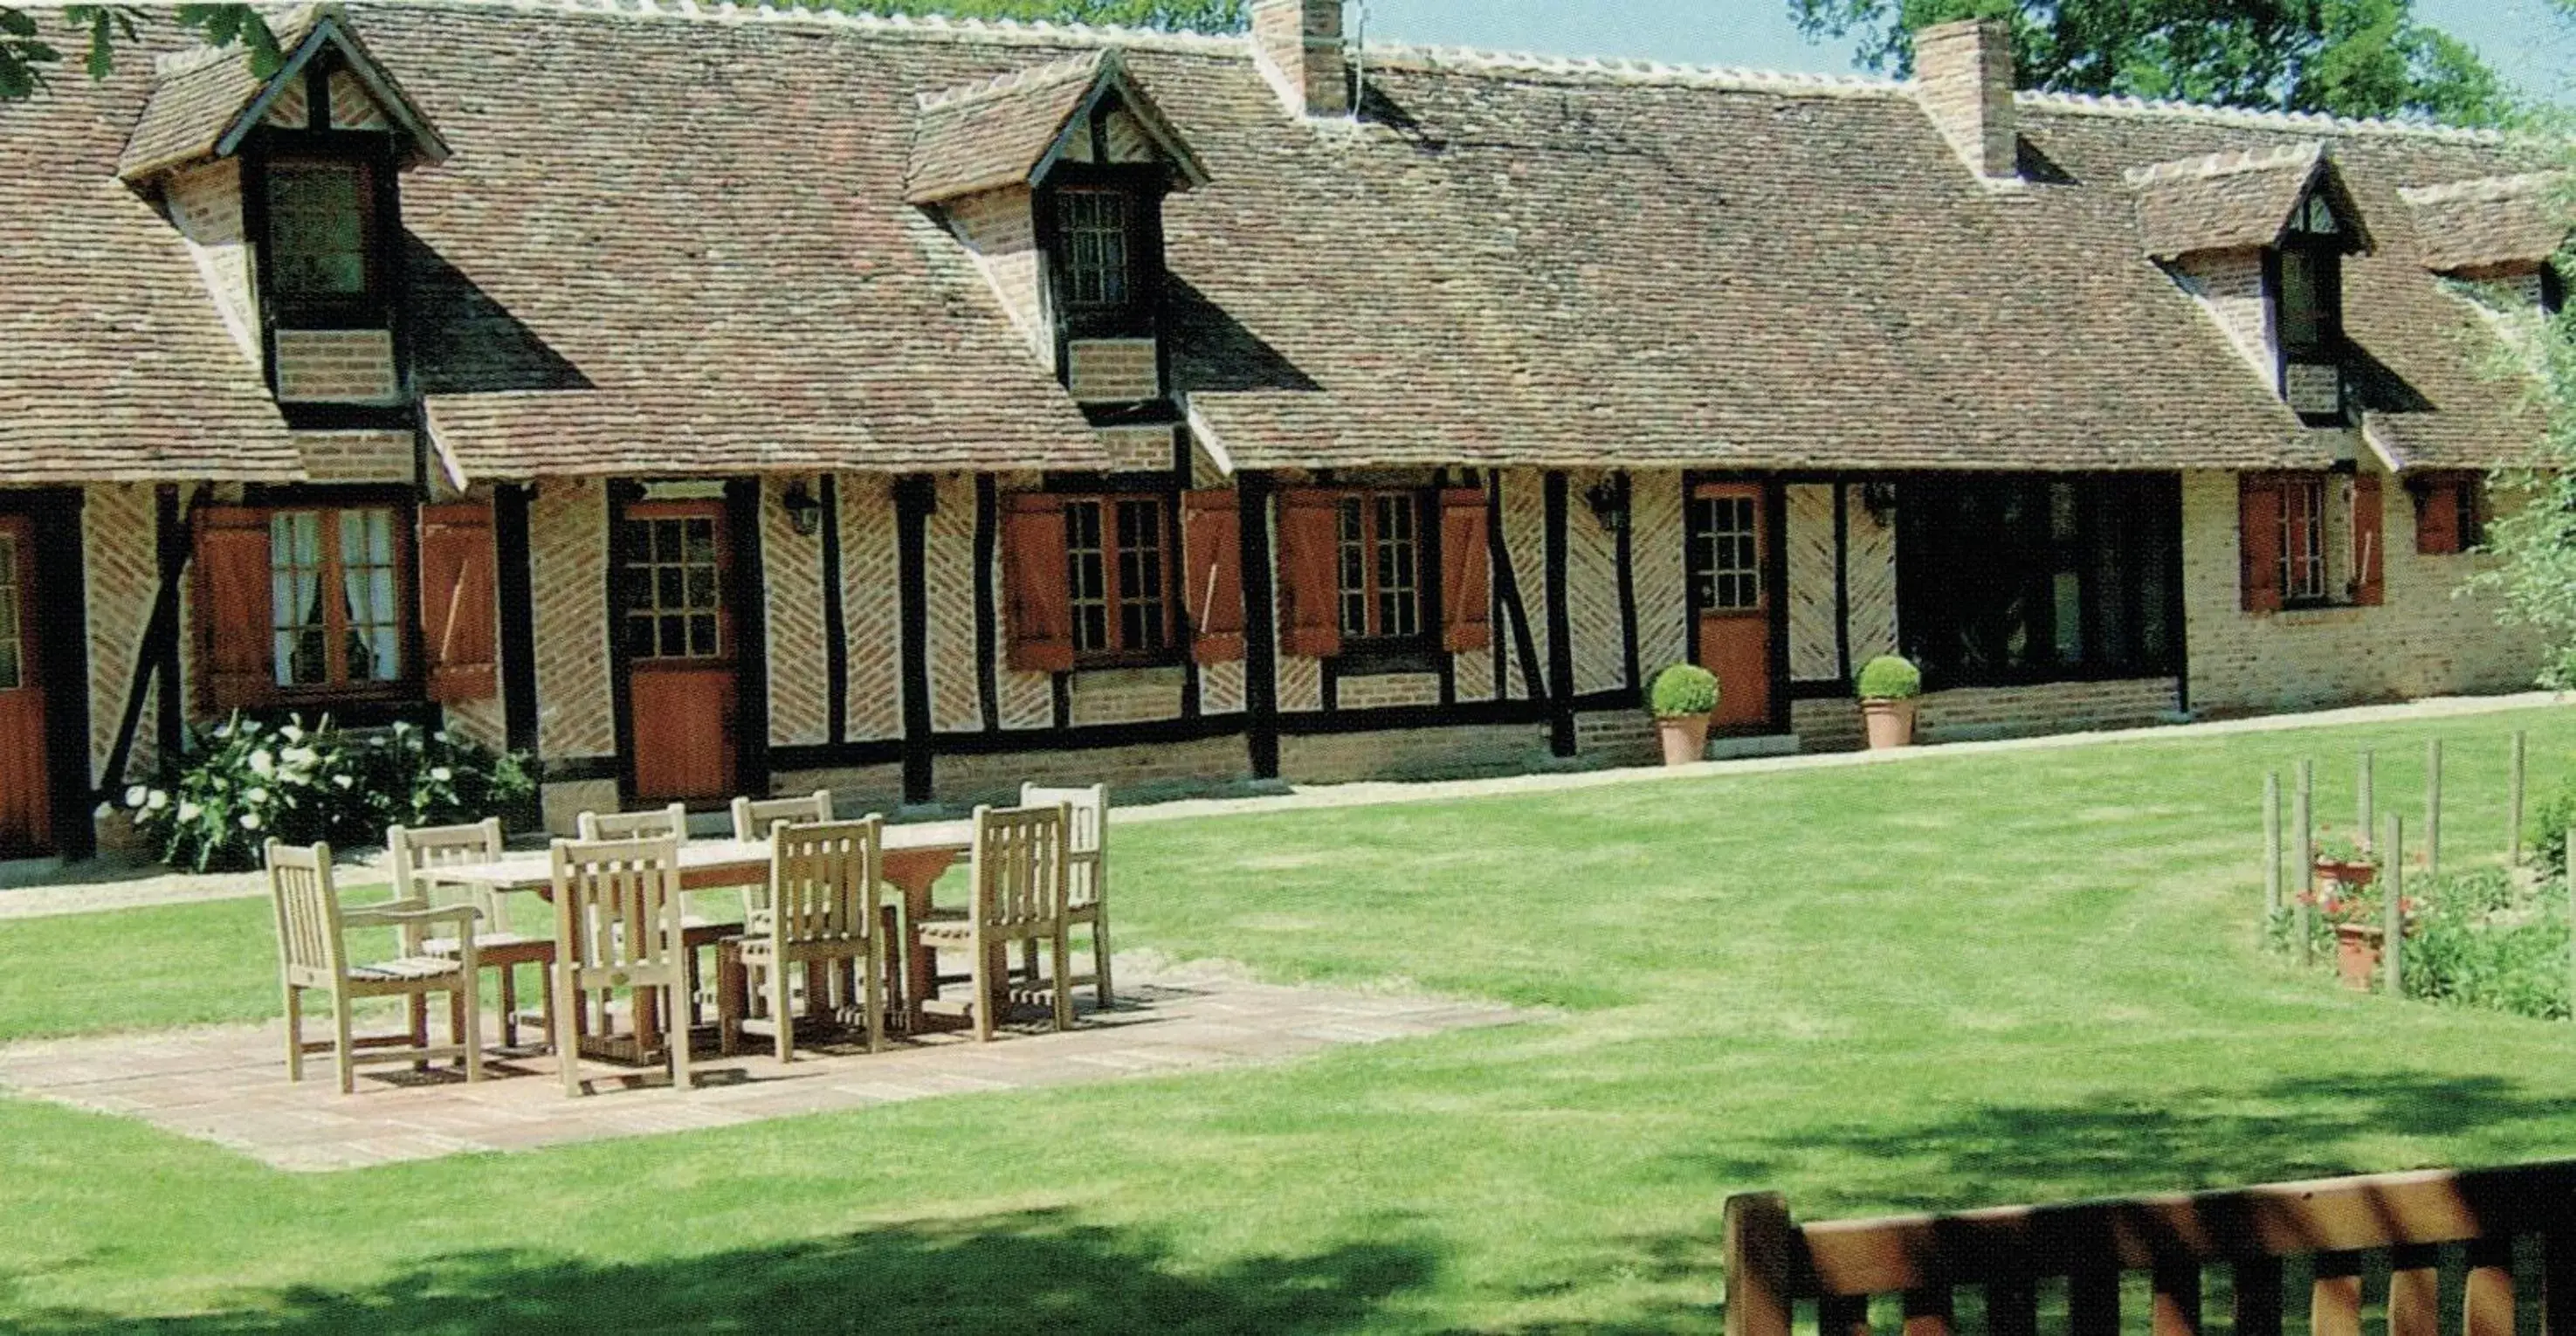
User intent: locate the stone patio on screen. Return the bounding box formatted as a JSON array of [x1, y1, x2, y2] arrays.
[[0, 965, 1528, 1172]]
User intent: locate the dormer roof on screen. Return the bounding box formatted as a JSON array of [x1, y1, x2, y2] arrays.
[[905, 47, 1209, 205], [117, 3, 450, 182], [2129, 141, 2374, 260], [2400, 173, 2569, 275]]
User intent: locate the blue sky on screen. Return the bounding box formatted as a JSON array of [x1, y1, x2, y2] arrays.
[[1360, 0, 2575, 105]]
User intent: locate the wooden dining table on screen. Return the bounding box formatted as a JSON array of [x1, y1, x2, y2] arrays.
[[418, 821, 974, 1049]]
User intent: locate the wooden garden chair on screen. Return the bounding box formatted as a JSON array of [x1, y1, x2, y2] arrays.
[[266, 839, 484, 1095], [915, 803, 1071, 1043], [549, 836, 694, 1096], [395, 818, 556, 1050], [575, 802, 727, 1022], [728, 789, 833, 922], [718, 817, 890, 1061], [1021, 782, 1112, 1010]]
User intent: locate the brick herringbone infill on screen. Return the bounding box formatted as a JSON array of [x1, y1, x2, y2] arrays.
[[0, 971, 1530, 1172]]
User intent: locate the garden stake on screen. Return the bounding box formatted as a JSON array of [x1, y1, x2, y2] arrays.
[[2426, 738, 2442, 876], [2297, 761, 2316, 968], [2511, 731, 2527, 865], [2264, 772, 2283, 923], [2358, 749, 2374, 853], [2385, 813, 2403, 998]]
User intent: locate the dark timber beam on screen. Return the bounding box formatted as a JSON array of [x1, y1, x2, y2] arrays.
[[1543, 471, 1576, 757], [495, 483, 541, 756], [895, 475, 937, 804], [1237, 472, 1279, 780], [821, 474, 850, 746], [973, 474, 1000, 733]]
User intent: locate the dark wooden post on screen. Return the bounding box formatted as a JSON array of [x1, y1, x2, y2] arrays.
[[1724, 1192, 1796, 1336]]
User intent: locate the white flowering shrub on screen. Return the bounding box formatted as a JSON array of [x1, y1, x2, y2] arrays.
[[127, 715, 533, 872]]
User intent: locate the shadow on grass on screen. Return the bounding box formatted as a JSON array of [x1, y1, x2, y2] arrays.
[[1670, 1072, 2560, 1217], [8, 1209, 1438, 1335]]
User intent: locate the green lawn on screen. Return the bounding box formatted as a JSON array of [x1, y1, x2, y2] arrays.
[[10, 708, 2576, 1333]]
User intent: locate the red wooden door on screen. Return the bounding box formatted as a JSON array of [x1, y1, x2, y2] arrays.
[[0, 517, 52, 857], [1690, 482, 1774, 730], [617, 502, 739, 802]]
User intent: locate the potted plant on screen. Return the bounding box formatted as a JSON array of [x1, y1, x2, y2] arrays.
[[1855, 655, 1923, 750], [2298, 835, 2412, 990], [1649, 663, 1719, 766]]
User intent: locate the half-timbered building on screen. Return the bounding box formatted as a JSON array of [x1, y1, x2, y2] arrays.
[[0, 0, 2559, 857]]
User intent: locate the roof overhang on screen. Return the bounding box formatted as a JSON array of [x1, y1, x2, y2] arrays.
[[906, 48, 1210, 206], [119, 4, 451, 182]]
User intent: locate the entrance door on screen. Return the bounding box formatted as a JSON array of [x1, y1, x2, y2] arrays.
[[0, 516, 51, 857], [1689, 481, 1774, 730], [616, 501, 739, 802]]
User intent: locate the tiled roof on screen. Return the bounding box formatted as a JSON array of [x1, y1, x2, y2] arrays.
[[1, 25, 307, 484], [2126, 142, 2340, 260], [2400, 173, 2569, 274], [906, 50, 1109, 203], [2, 1, 2552, 482]]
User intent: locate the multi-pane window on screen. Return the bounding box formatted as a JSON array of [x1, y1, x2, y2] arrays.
[[1898, 475, 2182, 687], [265, 159, 375, 309], [1689, 493, 1761, 610], [619, 516, 723, 660], [1058, 189, 1132, 310], [1064, 496, 1170, 658], [1334, 492, 1422, 641], [0, 534, 20, 692], [2280, 475, 2327, 603], [270, 508, 402, 689], [2278, 191, 2343, 357]]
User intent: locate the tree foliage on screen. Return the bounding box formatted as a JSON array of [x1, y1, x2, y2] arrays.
[[1, 3, 273, 100], [1788, 0, 2511, 126]]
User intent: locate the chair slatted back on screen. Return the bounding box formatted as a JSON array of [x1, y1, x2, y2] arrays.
[[1020, 783, 1106, 911], [577, 802, 689, 843], [388, 818, 507, 928], [970, 803, 1068, 935], [732, 790, 833, 842], [265, 839, 345, 987], [768, 817, 882, 947], [549, 837, 685, 976]]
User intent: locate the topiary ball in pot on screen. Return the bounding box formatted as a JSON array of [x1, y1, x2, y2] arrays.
[[1854, 654, 1922, 750], [1649, 663, 1719, 766]]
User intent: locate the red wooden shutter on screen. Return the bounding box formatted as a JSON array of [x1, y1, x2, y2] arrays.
[[1277, 490, 1343, 659], [2352, 472, 2386, 606], [1438, 487, 1491, 653], [195, 506, 274, 711], [1001, 492, 1075, 672], [2414, 478, 2462, 555], [418, 500, 499, 703], [1181, 490, 1245, 665], [2239, 475, 2283, 614]]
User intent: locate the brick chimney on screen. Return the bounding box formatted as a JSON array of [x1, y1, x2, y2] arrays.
[[1250, 0, 1347, 118], [1913, 17, 2018, 183]]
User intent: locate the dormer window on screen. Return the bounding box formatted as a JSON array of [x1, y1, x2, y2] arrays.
[[265, 156, 382, 322], [1058, 189, 1134, 312], [2278, 195, 2345, 357]]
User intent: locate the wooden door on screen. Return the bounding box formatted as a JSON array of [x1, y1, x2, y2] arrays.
[[617, 501, 739, 802], [0, 517, 51, 857], [1690, 482, 1774, 730]]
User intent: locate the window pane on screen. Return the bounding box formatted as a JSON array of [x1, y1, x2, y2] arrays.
[[1375, 494, 1418, 637], [1065, 501, 1109, 654], [1060, 190, 1132, 308], [265, 162, 369, 299], [271, 513, 326, 685], [1115, 499, 1166, 652], [1338, 499, 1367, 637], [2280, 250, 2325, 351], [0, 534, 19, 691]]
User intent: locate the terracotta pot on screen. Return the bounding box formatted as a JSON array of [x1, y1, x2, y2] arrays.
[[2313, 859, 2378, 888], [1656, 714, 1711, 766], [1861, 698, 1917, 750], [2334, 922, 2386, 991]]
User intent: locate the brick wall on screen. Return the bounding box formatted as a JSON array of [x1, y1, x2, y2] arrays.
[[292, 430, 413, 483], [1564, 469, 1627, 694], [762, 475, 830, 747], [926, 474, 983, 733], [1786, 483, 1838, 682], [1574, 708, 1657, 767], [2173, 248, 2277, 390], [1630, 470, 1689, 680], [1069, 665, 1184, 727], [82, 485, 161, 783], [273, 328, 398, 405], [1281, 720, 1557, 785], [1250, 0, 1347, 116], [1846, 490, 1898, 665], [1793, 678, 2180, 750], [839, 475, 902, 741], [2181, 468, 2538, 714], [162, 160, 258, 365], [529, 479, 615, 761], [1336, 671, 1439, 710], [922, 733, 1252, 808], [264, 77, 308, 129], [1498, 470, 1549, 699], [327, 68, 389, 131], [940, 187, 1049, 366], [1066, 339, 1161, 403]]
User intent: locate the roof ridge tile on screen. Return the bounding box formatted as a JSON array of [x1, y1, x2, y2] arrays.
[[915, 47, 1107, 111], [2022, 88, 2503, 144], [2398, 170, 2565, 205], [1367, 41, 1904, 98], [2122, 141, 2324, 187], [376, 0, 1247, 55]]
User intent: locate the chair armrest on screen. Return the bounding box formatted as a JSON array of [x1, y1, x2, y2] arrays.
[[343, 905, 481, 931]]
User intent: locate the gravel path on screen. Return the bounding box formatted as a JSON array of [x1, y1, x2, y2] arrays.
[[5, 690, 2563, 921]]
